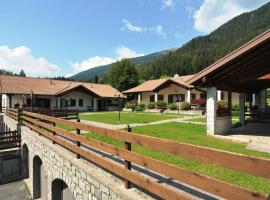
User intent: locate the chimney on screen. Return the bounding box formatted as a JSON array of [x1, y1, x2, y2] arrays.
[[174, 74, 179, 78]]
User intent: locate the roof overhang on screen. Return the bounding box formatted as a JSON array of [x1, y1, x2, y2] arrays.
[[56, 85, 101, 98], [187, 30, 270, 93]]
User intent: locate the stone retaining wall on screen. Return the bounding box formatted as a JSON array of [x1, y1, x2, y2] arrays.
[[3, 115, 152, 200]]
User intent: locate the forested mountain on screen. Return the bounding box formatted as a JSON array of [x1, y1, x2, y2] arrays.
[[70, 49, 173, 81], [70, 1, 270, 82], [138, 2, 270, 80]]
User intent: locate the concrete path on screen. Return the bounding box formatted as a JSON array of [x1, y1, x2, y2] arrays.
[[0, 180, 30, 200], [214, 122, 270, 153], [78, 115, 205, 130]]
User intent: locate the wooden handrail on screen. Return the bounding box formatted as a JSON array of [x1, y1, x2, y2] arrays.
[[21, 115, 266, 200], [22, 111, 270, 179], [23, 120, 193, 200]]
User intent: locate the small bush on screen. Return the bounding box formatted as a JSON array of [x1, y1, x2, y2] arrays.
[[168, 103, 178, 110], [231, 103, 239, 111], [217, 100, 228, 107], [192, 98, 206, 107], [135, 103, 145, 112], [155, 101, 167, 109], [125, 102, 136, 109], [180, 102, 191, 110], [148, 102, 156, 109]]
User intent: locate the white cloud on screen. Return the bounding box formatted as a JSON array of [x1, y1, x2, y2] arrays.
[[121, 19, 146, 33], [150, 25, 166, 38], [161, 0, 175, 10], [121, 19, 166, 38], [194, 0, 270, 33], [70, 46, 144, 74], [116, 46, 144, 59], [0, 45, 60, 76], [70, 56, 115, 72]]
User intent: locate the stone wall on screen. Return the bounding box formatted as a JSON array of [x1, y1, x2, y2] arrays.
[[3, 115, 152, 200]]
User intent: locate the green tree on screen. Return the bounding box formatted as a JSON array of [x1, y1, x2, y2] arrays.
[[19, 69, 26, 77], [107, 59, 139, 91]]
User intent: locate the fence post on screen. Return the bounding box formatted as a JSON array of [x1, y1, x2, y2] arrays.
[[124, 125, 132, 189], [17, 108, 22, 146], [76, 117, 81, 159], [52, 122, 56, 144]]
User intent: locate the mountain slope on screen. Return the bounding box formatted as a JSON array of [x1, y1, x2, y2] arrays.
[[70, 49, 172, 81], [71, 1, 270, 82], [139, 2, 270, 80]]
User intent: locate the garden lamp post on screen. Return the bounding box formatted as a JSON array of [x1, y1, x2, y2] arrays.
[[114, 94, 121, 122], [175, 89, 180, 115]]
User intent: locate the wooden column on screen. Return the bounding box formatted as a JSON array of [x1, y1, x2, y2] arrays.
[[76, 117, 81, 159], [124, 125, 132, 189]]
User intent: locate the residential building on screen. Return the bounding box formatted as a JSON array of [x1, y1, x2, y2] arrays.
[[0, 75, 124, 111]]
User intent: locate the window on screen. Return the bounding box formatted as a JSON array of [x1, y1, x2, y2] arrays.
[[70, 99, 76, 107], [221, 92, 224, 100], [191, 93, 196, 100], [158, 95, 164, 101], [150, 95, 164, 102], [179, 94, 185, 102], [168, 94, 185, 103], [79, 99, 83, 107], [168, 94, 174, 103], [200, 93, 206, 99]]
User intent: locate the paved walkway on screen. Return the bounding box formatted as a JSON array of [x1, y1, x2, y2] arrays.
[[78, 115, 205, 130], [214, 122, 270, 153], [0, 180, 30, 200]]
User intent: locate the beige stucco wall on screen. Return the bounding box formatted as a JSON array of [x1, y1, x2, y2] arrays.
[[140, 84, 203, 106], [222, 91, 239, 104]]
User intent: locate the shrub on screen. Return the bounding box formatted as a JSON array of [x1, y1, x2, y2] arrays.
[[231, 103, 239, 111], [135, 103, 145, 111], [217, 100, 228, 107], [168, 103, 178, 110], [125, 102, 136, 109], [191, 98, 206, 107], [180, 102, 191, 110], [155, 101, 167, 109], [148, 102, 156, 109]]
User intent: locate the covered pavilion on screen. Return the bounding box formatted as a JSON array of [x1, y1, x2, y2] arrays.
[[187, 29, 270, 135]]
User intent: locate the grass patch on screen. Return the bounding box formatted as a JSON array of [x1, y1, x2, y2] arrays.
[[56, 123, 75, 131], [82, 122, 270, 194], [184, 117, 206, 123], [79, 112, 187, 124]]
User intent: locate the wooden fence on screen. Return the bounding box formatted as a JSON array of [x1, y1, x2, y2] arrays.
[[0, 130, 20, 150], [5, 108, 270, 200]]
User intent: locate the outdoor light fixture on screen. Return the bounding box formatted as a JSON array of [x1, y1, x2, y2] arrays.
[[175, 89, 180, 115], [114, 93, 121, 122]]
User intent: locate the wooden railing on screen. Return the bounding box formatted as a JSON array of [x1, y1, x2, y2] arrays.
[[18, 108, 78, 119], [0, 130, 20, 150], [5, 109, 270, 200], [5, 107, 19, 121]]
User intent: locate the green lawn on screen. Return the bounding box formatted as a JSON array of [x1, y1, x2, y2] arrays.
[[79, 112, 188, 124], [56, 123, 75, 131], [82, 122, 270, 194], [184, 117, 206, 123]]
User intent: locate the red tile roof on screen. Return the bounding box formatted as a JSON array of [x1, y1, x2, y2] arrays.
[[123, 75, 194, 94], [0, 75, 123, 98]]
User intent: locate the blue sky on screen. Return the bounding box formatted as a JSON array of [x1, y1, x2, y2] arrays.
[[0, 0, 269, 77]]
